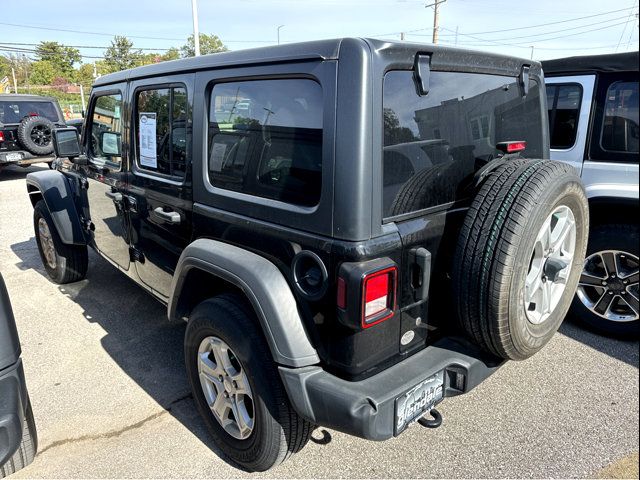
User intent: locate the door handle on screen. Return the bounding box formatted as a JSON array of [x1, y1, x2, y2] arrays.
[[153, 207, 181, 224], [105, 190, 123, 202]]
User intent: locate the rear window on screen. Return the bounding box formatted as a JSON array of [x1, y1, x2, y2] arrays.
[[546, 83, 582, 149], [383, 71, 543, 217], [0, 101, 60, 124], [207, 78, 323, 207], [600, 81, 639, 153]]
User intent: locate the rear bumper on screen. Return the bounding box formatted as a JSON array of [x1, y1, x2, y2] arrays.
[[0, 359, 28, 466], [279, 337, 503, 441], [0, 151, 54, 167]]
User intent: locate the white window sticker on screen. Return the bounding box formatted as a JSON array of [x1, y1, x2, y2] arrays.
[[139, 112, 157, 168], [210, 142, 227, 172]]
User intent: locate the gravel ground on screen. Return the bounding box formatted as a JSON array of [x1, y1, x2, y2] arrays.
[[1, 164, 638, 479]]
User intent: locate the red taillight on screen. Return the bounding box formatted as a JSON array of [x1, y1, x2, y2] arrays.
[[497, 141, 527, 154], [361, 267, 397, 328], [0, 132, 4, 142]]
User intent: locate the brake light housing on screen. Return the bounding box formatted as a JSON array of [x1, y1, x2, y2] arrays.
[[0, 131, 4, 143], [336, 258, 398, 330], [496, 141, 527, 154]]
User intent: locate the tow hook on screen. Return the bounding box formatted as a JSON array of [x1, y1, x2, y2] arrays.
[[418, 408, 442, 428]]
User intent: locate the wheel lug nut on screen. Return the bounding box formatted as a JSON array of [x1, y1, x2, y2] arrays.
[[232, 381, 238, 388], [218, 375, 223, 382], [623, 280, 628, 285], [608, 291, 614, 295], [601, 281, 607, 286], [223, 391, 229, 398]]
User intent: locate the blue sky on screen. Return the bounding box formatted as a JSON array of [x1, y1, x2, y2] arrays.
[[1, 0, 638, 63]]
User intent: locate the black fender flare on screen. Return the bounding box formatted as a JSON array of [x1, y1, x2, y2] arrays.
[[169, 238, 320, 368], [25, 170, 85, 245]]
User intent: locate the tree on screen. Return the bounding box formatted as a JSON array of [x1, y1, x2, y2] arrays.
[[35, 41, 81, 78], [180, 33, 227, 57], [161, 47, 181, 62], [29, 60, 57, 86], [104, 36, 142, 73], [383, 108, 417, 145], [75, 63, 96, 88]]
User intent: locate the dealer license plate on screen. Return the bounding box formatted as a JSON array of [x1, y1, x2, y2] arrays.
[[5, 152, 23, 162], [395, 371, 444, 435]]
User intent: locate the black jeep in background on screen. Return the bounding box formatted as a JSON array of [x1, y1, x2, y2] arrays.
[[0, 94, 66, 173], [27, 39, 589, 472]]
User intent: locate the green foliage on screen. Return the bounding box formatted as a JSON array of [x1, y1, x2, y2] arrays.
[[0, 55, 11, 79], [104, 36, 142, 73], [29, 60, 58, 86], [180, 33, 227, 57], [162, 47, 181, 62], [35, 41, 81, 78]]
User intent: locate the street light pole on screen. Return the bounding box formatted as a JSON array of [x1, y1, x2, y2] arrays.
[[191, 0, 201, 56], [277, 25, 285, 45]]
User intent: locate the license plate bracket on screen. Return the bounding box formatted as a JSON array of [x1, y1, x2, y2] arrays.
[[394, 370, 444, 435]]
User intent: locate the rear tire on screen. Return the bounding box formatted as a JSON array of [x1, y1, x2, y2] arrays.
[[184, 294, 311, 472], [17, 116, 55, 156], [33, 200, 88, 284], [453, 160, 589, 360], [570, 223, 639, 337], [0, 400, 37, 478]]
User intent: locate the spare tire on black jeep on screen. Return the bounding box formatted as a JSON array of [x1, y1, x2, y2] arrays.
[[17, 116, 55, 156], [453, 159, 589, 360]]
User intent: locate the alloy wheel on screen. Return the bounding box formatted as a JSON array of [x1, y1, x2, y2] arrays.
[[38, 217, 57, 269], [197, 336, 255, 440], [525, 205, 577, 324]]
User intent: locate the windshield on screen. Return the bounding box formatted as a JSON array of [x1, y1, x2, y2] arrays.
[[0, 100, 60, 124], [383, 70, 544, 217]]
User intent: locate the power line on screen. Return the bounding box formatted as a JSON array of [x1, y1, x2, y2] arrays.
[[0, 21, 184, 41], [0, 41, 171, 52], [437, 5, 639, 36]]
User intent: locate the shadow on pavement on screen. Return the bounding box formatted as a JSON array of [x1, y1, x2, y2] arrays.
[[0, 164, 48, 181], [10, 238, 241, 469], [559, 320, 639, 368]]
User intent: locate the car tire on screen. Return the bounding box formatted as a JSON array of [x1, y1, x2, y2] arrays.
[[17, 116, 55, 156], [453, 160, 589, 360], [33, 200, 88, 284], [184, 294, 311, 472], [0, 400, 37, 478], [570, 223, 639, 337]]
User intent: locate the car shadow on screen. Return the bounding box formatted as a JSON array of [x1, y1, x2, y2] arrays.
[[558, 320, 639, 368], [10, 237, 246, 470], [0, 164, 48, 180]]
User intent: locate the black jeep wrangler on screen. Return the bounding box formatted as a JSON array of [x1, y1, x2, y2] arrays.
[[0, 94, 66, 172], [25, 39, 589, 472]]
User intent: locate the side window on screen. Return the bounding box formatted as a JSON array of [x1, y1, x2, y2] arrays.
[[88, 93, 123, 169], [135, 86, 189, 177], [600, 81, 639, 153], [546, 84, 582, 149], [207, 78, 323, 207]]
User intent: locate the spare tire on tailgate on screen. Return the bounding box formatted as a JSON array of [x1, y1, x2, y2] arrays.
[[453, 159, 589, 360], [17, 116, 55, 156]]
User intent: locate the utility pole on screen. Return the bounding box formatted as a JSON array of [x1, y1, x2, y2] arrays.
[[11, 67, 17, 94], [455, 25, 459, 45], [191, 0, 201, 56], [400, 32, 405, 41], [530, 46, 535, 60], [277, 25, 285, 45], [425, 0, 447, 44]]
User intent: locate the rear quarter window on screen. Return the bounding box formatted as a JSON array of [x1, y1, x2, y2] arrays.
[[207, 78, 323, 207], [546, 83, 582, 149], [383, 70, 544, 218]]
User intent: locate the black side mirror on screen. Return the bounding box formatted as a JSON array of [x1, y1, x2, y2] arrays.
[[52, 128, 81, 159]]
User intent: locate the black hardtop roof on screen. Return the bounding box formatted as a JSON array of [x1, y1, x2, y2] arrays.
[[94, 37, 541, 87], [542, 51, 639, 76], [0, 93, 59, 102]]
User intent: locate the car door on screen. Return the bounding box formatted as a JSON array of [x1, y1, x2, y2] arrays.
[[126, 75, 194, 299], [545, 75, 596, 175], [83, 85, 131, 271]]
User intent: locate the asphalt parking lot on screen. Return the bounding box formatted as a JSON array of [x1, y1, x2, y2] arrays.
[[1, 164, 638, 479]]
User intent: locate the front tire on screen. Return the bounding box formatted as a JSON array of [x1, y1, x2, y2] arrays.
[[570, 223, 639, 337], [184, 295, 311, 472], [33, 200, 88, 284]]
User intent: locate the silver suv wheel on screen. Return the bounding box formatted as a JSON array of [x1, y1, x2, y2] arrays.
[[576, 250, 639, 322], [525, 205, 577, 325], [197, 336, 254, 440]]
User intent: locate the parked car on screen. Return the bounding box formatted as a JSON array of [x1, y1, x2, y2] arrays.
[[543, 52, 639, 336], [0, 94, 67, 172], [0, 273, 37, 477], [26, 39, 589, 471]]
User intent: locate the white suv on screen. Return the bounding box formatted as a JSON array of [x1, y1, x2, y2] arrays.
[[543, 52, 639, 336]]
